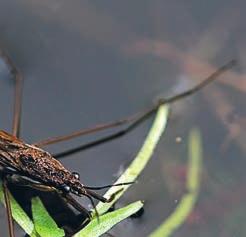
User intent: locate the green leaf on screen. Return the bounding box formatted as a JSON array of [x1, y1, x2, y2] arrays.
[[149, 128, 203, 237], [75, 201, 144, 237], [0, 183, 37, 236], [31, 197, 65, 237], [95, 104, 169, 216]]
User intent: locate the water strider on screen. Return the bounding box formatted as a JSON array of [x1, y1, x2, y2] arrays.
[[0, 48, 235, 237]]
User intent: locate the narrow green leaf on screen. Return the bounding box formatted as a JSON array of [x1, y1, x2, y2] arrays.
[[75, 201, 144, 237], [187, 129, 203, 192], [95, 105, 169, 216], [0, 183, 37, 236], [149, 128, 203, 237], [31, 197, 65, 237]]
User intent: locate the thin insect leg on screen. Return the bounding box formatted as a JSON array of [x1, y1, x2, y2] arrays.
[[62, 193, 91, 219], [33, 118, 138, 147], [53, 113, 153, 159], [53, 60, 236, 159], [2, 178, 15, 237], [83, 193, 100, 222], [33, 60, 235, 148], [158, 59, 236, 104], [0, 49, 23, 138], [61, 194, 92, 237], [62, 193, 99, 236]]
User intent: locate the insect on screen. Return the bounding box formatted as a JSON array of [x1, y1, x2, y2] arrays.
[[0, 48, 235, 237]]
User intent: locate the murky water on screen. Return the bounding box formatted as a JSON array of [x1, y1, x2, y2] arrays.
[[0, 1, 245, 236]]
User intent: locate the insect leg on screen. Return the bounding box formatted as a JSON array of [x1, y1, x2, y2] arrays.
[[61, 193, 91, 219], [60, 193, 93, 237], [83, 193, 100, 222], [2, 177, 15, 237], [6, 175, 56, 192], [33, 107, 152, 147], [34, 60, 235, 151], [0, 49, 23, 138], [53, 118, 152, 159]]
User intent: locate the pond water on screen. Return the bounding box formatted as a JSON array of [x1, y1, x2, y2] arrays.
[[0, 1, 245, 236]]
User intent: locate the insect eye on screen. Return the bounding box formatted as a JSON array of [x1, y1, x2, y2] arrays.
[[72, 172, 80, 180], [61, 184, 71, 193]]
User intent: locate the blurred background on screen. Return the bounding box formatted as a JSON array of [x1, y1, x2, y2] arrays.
[[0, 0, 245, 236]]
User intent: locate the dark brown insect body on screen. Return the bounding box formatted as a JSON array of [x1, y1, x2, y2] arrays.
[[0, 130, 85, 196]]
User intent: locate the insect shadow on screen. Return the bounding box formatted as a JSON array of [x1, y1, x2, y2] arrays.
[[0, 48, 235, 237]]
